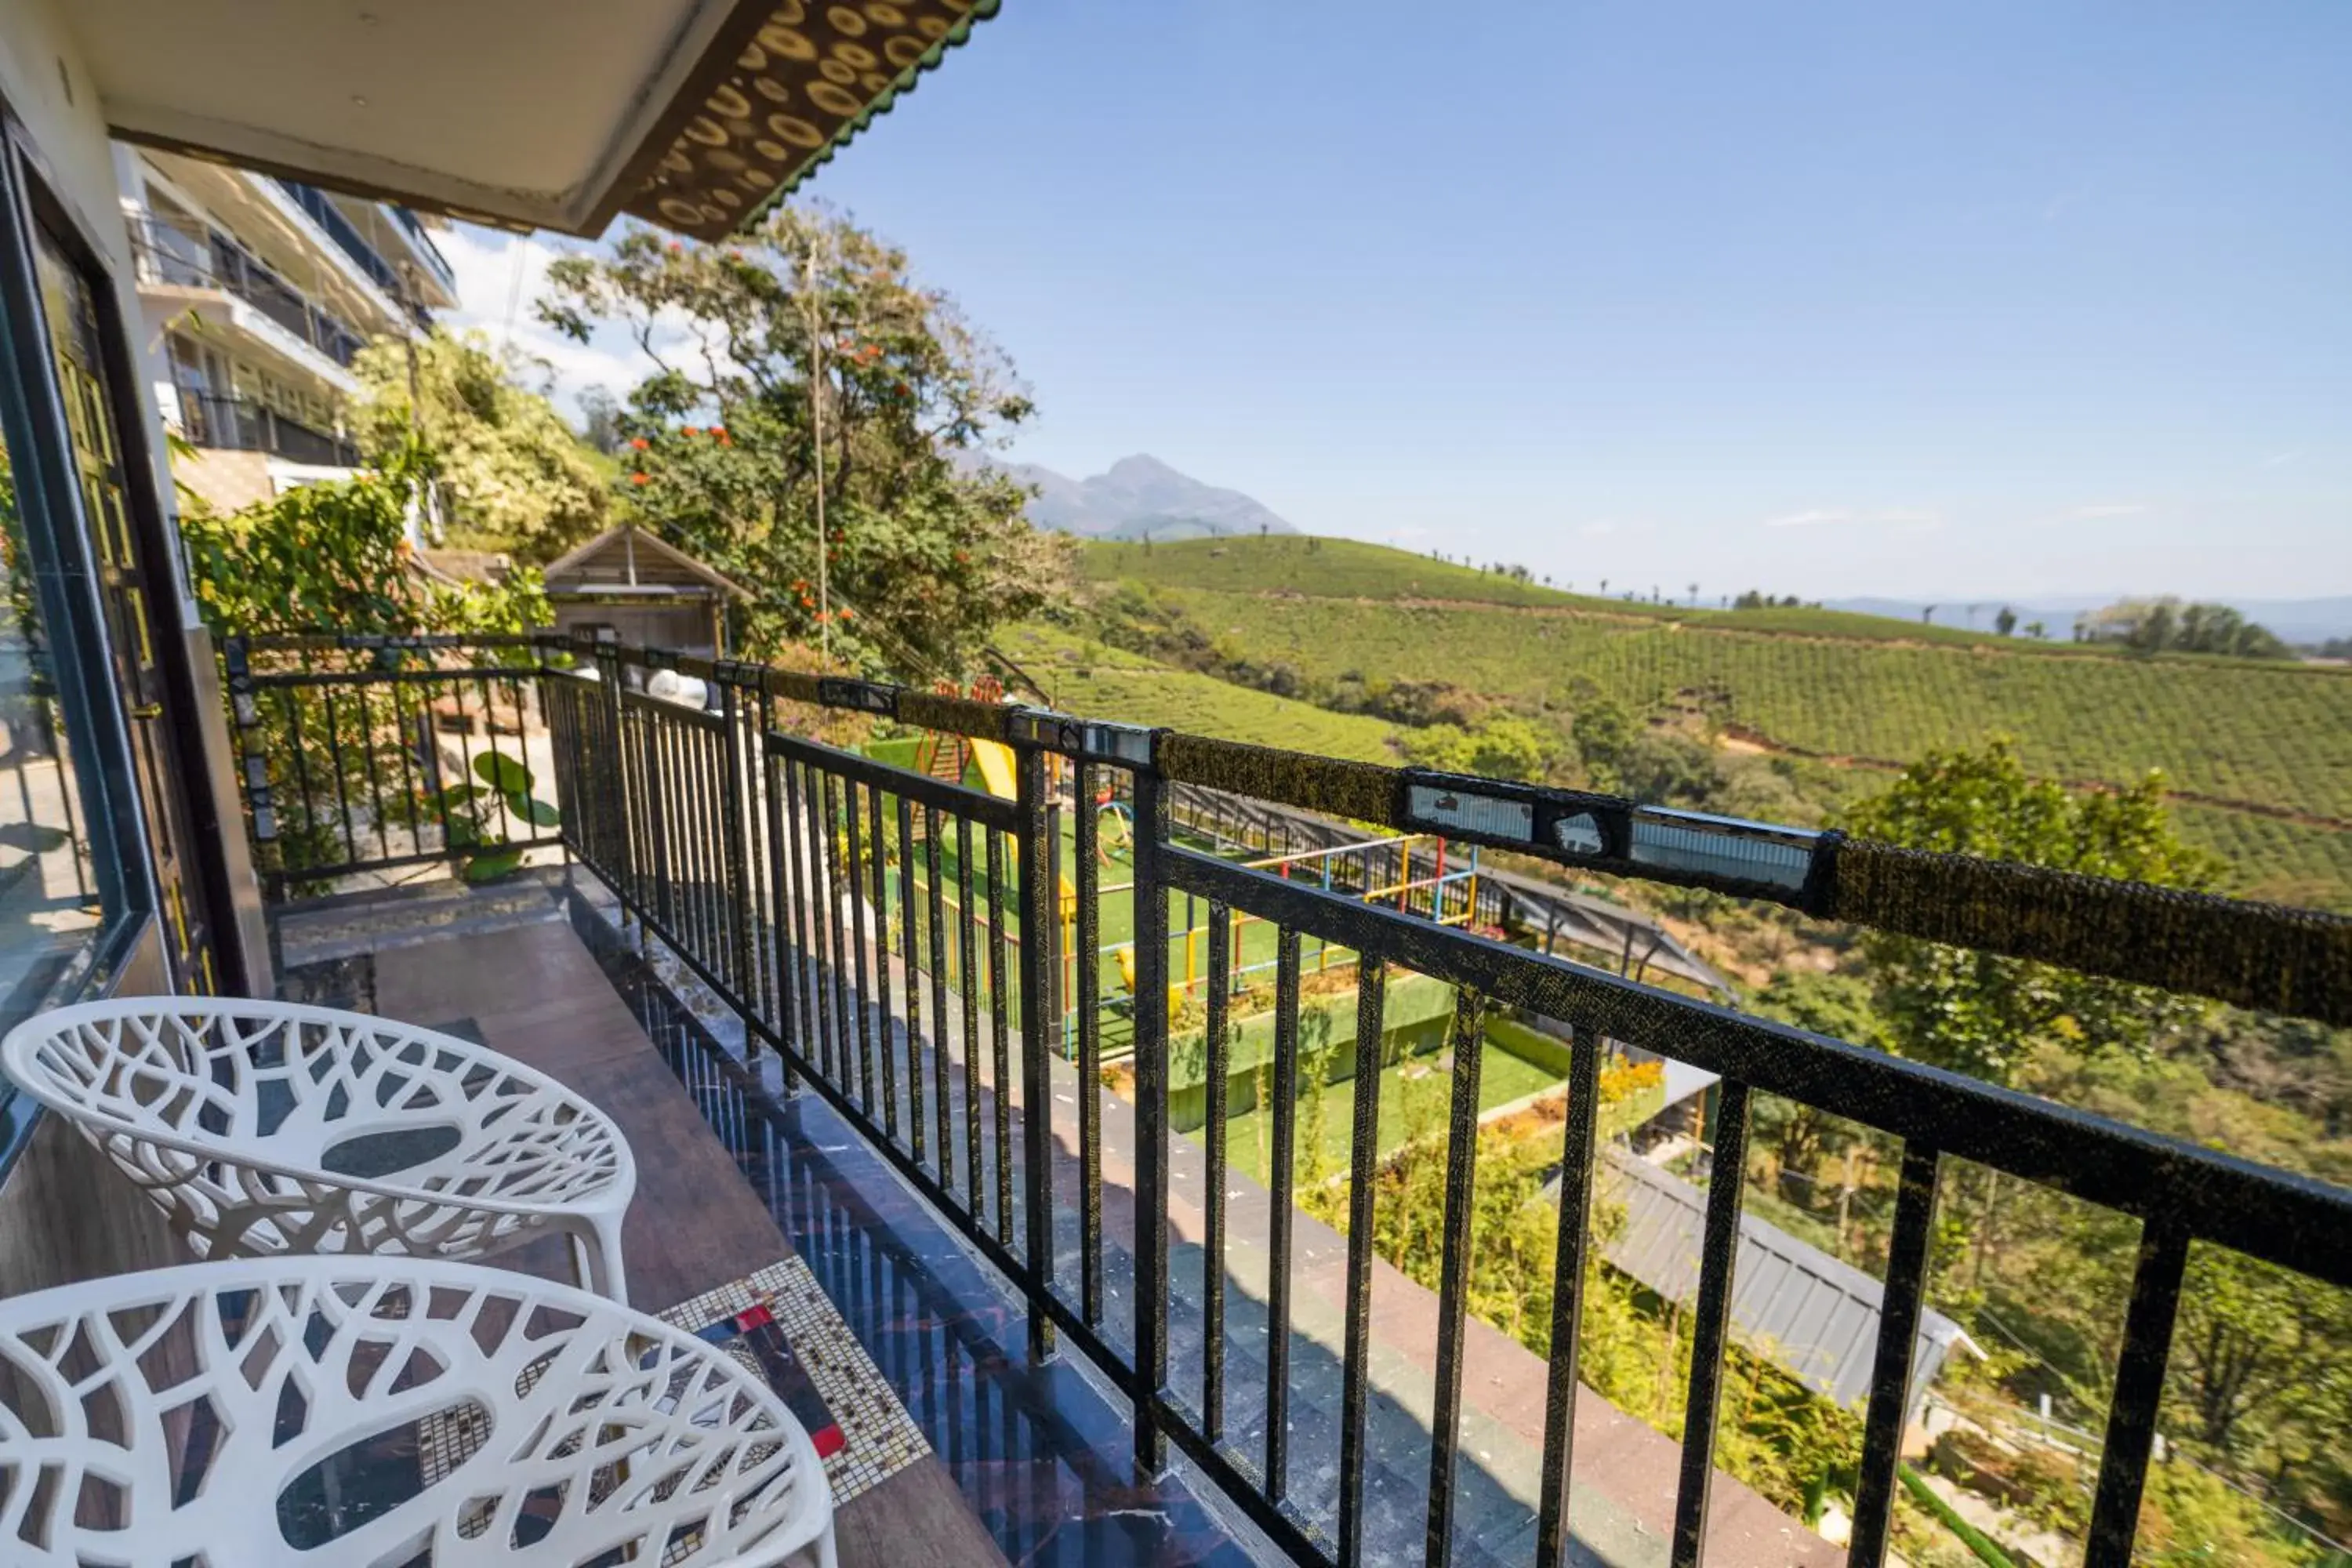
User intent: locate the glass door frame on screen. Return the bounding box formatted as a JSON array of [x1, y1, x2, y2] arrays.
[[0, 96, 252, 1000]]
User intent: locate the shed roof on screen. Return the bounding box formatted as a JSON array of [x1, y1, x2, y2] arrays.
[[1595, 1147, 1974, 1418], [542, 525, 750, 601]]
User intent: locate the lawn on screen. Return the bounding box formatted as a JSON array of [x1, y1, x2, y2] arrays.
[[1202, 1036, 1563, 1185]]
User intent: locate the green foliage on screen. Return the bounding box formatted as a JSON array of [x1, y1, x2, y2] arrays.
[[1842, 737, 2218, 1087], [442, 753, 559, 884], [1398, 712, 1559, 781], [2079, 597, 2293, 660], [351, 329, 610, 559], [538, 209, 1070, 677], [181, 445, 551, 640]]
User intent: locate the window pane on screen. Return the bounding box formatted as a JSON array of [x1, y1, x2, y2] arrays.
[[0, 427, 102, 1033]]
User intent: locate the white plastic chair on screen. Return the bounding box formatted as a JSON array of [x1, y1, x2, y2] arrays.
[[1, 998, 637, 1302], [0, 1255, 837, 1566]]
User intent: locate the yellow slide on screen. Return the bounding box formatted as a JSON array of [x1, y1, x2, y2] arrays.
[[967, 737, 1018, 801]]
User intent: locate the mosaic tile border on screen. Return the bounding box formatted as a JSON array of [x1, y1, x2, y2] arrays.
[[659, 1256, 932, 1508]]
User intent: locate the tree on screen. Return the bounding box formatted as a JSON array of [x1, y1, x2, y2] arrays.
[[1841, 737, 2220, 1088], [2078, 597, 2291, 659], [540, 209, 1068, 678], [1399, 713, 1559, 781], [1994, 605, 2018, 637], [576, 386, 626, 456], [350, 329, 610, 559]]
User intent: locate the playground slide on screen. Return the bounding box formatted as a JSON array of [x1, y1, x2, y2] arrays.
[[967, 737, 1018, 800]]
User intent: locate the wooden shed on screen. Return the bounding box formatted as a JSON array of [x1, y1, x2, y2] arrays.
[[539, 526, 748, 658]]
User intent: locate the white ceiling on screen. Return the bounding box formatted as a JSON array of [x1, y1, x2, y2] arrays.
[[62, 0, 736, 234]]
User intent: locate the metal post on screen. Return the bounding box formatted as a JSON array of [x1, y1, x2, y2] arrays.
[[1014, 742, 1057, 1363], [1131, 752, 1171, 1479]]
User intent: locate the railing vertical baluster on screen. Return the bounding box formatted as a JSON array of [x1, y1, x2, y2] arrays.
[[823, 771, 855, 1089], [1131, 759, 1171, 1479], [925, 804, 953, 1188], [1014, 742, 1056, 1363], [390, 663, 423, 854], [956, 815, 984, 1217], [743, 691, 775, 1025], [985, 823, 1014, 1243], [844, 777, 877, 1110], [2085, 1218, 2190, 1568], [1534, 1028, 1605, 1568], [1074, 760, 1104, 1327], [1424, 987, 1490, 1568], [1336, 958, 1388, 1568], [720, 681, 757, 1010], [1264, 927, 1301, 1504], [476, 674, 510, 846], [867, 781, 897, 1140], [1671, 1077, 1753, 1568], [320, 684, 358, 867], [760, 743, 800, 1098], [1849, 1143, 1943, 1566], [279, 686, 319, 880], [786, 755, 823, 1073], [1203, 898, 1232, 1443], [352, 681, 388, 863], [897, 792, 923, 1160], [644, 705, 676, 935]]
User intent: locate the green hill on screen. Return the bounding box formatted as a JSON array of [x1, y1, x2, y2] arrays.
[[996, 622, 1401, 764], [1080, 535, 2267, 657], [1069, 537, 2352, 909]]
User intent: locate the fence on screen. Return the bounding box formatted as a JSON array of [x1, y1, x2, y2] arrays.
[[227, 632, 2352, 1568]]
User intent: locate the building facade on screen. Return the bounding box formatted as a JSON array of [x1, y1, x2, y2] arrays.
[[113, 145, 455, 512]]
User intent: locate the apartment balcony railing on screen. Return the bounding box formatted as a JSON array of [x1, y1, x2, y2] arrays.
[[217, 631, 2352, 1568], [129, 218, 368, 369], [274, 179, 430, 320], [179, 390, 361, 468]]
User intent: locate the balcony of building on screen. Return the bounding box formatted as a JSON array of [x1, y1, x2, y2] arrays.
[[174, 387, 359, 469], [134, 631, 2347, 1568], [128, 214, 367, 387]]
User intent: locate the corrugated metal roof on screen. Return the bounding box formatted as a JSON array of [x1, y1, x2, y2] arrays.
[[1595, 1147, 1967, 1418]]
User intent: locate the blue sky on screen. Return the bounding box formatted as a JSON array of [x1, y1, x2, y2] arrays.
[[448, 1, 2350, 601]]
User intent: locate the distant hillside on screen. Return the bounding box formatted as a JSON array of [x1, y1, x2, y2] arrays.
[[1074, 535, 2352, 909], [984, 454, 1294, 540]]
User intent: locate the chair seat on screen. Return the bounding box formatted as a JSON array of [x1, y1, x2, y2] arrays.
[[0, 1256, 834, 1566], [1, 999, 638, 1300]]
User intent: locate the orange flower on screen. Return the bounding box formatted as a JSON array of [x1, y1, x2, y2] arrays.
[[710, 426, 731, 445], [681, 426, 701, 437], [630, 472, 651, 485], [630, 437, 648, 451], [837, 606, 854, 620]]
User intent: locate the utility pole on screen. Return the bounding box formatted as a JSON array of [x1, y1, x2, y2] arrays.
[[803, 241, 829, 666]]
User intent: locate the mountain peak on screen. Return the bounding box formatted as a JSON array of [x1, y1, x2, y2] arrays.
[[980, 454, 1295, 541]]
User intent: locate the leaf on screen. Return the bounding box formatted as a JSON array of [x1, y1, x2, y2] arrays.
[[472, 751, 531, 793], [463, 848, 525, 884], [435, 783, 489, 807], [445, 817, 479, 849], [506, 793, 561, 828]]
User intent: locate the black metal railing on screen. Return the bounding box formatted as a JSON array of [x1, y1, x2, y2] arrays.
[[221, 636, 561, 897], [130, 219, 368, 368], [179, 391, 361, 468], [225, 632, 2352, 1568]]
